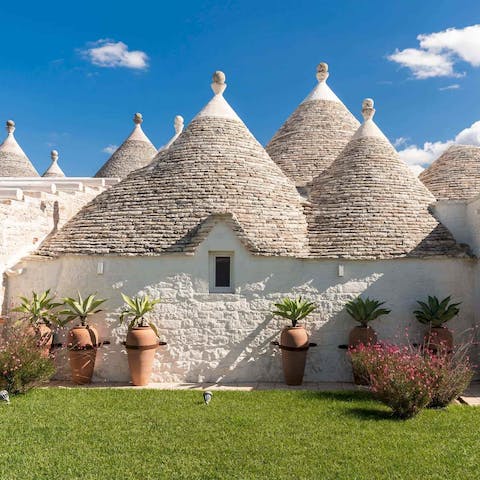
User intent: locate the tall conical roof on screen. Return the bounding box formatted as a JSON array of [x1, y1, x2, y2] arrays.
[[42, 150, 66, 177], [95, 113, 157, 178], [0, 120, 39, 177], [307, 99, 468, 259], [266, 63, 359, 186], [419, 145, 480, 201], [38, 72, 309, 258]]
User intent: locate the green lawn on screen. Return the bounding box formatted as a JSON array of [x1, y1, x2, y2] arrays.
[[0, 389, 479, 480]]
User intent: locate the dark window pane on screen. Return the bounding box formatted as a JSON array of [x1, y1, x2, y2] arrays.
[[215, 256, 230, 287]]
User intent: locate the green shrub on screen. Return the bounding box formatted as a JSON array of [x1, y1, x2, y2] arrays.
[[414, 296, 460, 327], [345, 297, 390, 326], [273, 296, 317, 327]]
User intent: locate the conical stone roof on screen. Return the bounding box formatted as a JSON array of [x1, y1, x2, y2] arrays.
[[42, 150, 66, 177], [38, 72, 309, 257], [307, 99, 468, 259], [95, 113, 157, 178], [265, 63, 359, 186], [0, 120, 39, 177], [419, 145, 480, 201]]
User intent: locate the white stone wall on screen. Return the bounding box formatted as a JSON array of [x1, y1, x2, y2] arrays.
[[0, 190, 101, 311], [433, 201, 471, 247], [5, 223, 476, 383]]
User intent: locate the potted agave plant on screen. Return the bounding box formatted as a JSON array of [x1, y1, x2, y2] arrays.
[[120, 293, 162, 386], [414, 295, 460, 353], [60, 292, 107, 384], [273, 296, 316, 386], [11, 289, 62, 357], [346, 296, 390, 348]]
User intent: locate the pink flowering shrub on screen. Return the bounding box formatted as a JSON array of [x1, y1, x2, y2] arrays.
[[350, 343, 433, 418], [0, 323, 55, 394], [350, 342, 474, 418]]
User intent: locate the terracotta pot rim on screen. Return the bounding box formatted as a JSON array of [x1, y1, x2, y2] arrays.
[[71, 325, 93, 329], [129, 325, 153, 330], [354, 325, 373, 329], [283, 325, 306, 330]]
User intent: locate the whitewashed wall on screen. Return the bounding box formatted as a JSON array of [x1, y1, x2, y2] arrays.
[[0, 190, 100, 312], [5, 223, 476, 383]]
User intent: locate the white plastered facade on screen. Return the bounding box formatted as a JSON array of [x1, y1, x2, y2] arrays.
[[5, 222, 477, 383]]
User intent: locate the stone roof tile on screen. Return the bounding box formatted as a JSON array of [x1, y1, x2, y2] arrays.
[[307, 99, 470, 259], [94, 113, 157, 178], [266, 63, 359, 186], [0, 120, 39, 177], [419, 145, 480, 201], [38, 72, 309, 257]]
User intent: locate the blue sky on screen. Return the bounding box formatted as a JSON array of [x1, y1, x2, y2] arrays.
[[1, 0, 479, 176]]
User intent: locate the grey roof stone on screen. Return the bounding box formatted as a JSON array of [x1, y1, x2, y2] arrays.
[[307, 99, 470, 259], [95, 113, 157, 178], [266, 63, 359, 186], [42, 150, 66, 177], [419, 145, 480, 201], [38, 73, 309, 257], [0, 120, 39, 177]]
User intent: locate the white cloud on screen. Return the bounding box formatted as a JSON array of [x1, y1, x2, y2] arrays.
[[81, 39, 149, 70], [388, 48, 456, 79], [418, 25, 480, 66], [397, 121, 480, 175], [438, 84, 460, 91], [102, 144, 118, 154], [388, 24, 480, 78], [393, 137, 408, 148]]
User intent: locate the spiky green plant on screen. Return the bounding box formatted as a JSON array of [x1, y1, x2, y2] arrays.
[[11, 289, 62, 327], [345, 297, 391, 327], [414, 296, 461, 327], [59, 292, 107, 327], [119, 293, 161, 336], [272, 296, 317, 327]]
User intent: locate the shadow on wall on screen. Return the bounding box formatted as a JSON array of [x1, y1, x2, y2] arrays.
[[49, 262, 475, 384]]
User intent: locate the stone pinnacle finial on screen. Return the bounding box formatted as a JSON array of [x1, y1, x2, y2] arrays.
[[51, 150, 59, 162], [133, 113, 143, 125], [6, 120, 15, 134], [211, 71, 227, 95], [316, 62, 329, 82], [174, 115, 184, 134], [361, 98, 375, 121]]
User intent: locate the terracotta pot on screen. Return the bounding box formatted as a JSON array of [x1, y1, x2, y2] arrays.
[[68, 326, 99, 385], [126, 326, 158, 386], [348, 325, 378, 348], [348, 326, 378, 385], [424, 326, 453, 353], [27, 323, 53, 357], [36, 323, 53, 357], [279, 325, 309, 386]]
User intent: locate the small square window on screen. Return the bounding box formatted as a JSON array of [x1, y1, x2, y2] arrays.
[[209, 252, 234, 293]]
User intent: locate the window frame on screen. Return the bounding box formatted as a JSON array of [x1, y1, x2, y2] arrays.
[[209, 251, 234, 293]]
